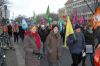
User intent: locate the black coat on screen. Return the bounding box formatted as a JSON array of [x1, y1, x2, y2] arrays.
[[7, 25, 12, 32], [83, 30, 95, 45], [60, 29, 66, 43], [18, 26, 25, 37], [38, 29, 48, 43]]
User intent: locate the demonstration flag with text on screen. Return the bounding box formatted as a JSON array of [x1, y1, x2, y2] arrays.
[[64, 16, 74, 47]]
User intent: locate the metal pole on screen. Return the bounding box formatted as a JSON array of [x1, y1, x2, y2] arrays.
[[4, 5, 7, 19], [96, 0, 100, 6], [5, 9, 6, 18], [94, 0, 97, 8], [84, 0, 94, 14]]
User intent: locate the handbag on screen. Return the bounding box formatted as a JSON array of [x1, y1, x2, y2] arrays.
[[86, 45, 93, 54]]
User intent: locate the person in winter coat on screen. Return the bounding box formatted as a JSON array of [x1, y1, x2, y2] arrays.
[[67, 24, 86, 66], [38, 25, 48, 55], [60, 25, 66, 44], [45, 25, 63, 66], [24, 25, 42, 66], [82, 25, 95, 66], [19, 25, 25, 42], [13, 24, 19, 42], [2, 25, 8, 33], [7, 24, 13, 37], [47, 24, 52, 35]]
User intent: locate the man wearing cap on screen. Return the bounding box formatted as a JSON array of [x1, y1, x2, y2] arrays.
[[67, 24, 86, 66]]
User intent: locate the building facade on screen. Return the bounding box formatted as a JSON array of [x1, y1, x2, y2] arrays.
[[1, 6, 10, 19], [65, 0, 100, 22], [0, 0, 10, 19], [58, 7, 66, 17]]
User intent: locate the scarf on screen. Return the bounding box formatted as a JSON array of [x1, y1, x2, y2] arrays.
[[32, 32, 41, 49], [25, 30, 31, 36]]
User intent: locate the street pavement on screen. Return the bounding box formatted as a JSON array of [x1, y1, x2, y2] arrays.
[[6, 49, 18, 66], [40, 47, 92, 66], [6, 37, 17, 66], [5, 37, 93, 66]]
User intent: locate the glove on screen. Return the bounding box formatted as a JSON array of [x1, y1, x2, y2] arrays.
[[82, 52, 86, 57]]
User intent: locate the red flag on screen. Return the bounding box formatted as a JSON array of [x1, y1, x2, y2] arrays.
[[63, 15, 66, 19], [94, 46, 100, 66], [62, 15, 67, 21]]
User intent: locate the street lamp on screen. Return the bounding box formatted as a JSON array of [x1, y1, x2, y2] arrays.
[[4, 5, 7, 18], [0, 0, 4, 17], [0, 0, 4, 6]]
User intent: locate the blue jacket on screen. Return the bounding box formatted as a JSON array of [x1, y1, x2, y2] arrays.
[[67, 32, 86, 54]]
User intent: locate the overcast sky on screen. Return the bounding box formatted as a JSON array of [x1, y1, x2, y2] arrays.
[[8, 0, 67, 17]]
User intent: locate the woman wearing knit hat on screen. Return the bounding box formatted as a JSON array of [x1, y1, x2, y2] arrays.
[[24, 25, 42, 66]]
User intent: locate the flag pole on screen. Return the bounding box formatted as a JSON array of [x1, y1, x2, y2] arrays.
[[84, 0, 94, 14]]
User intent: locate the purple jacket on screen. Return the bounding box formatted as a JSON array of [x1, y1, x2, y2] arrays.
[[67, 32, 86, 54]]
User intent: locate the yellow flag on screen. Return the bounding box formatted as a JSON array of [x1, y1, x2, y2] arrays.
[[64, 16, 74, 47]]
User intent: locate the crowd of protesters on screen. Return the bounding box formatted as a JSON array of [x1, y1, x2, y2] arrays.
[[1, 22, 98, 66]]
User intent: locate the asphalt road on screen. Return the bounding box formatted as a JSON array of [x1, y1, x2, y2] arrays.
[[5, 37, 93, 66]]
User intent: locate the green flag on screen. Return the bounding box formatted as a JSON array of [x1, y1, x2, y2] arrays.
[[33, 11, 36, 19], [48, 17, 53, 24], [32, 11, 36, 23], [45, 5, 50, 19]]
